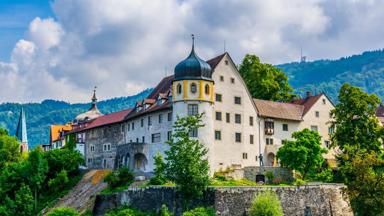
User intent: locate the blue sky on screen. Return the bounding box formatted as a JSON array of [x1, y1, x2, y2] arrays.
[[0, 0, 53, 60], [0, 0, 384, 103]]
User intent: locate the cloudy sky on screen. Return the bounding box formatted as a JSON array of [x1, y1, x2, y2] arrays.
[[0, 0, 383, 103]]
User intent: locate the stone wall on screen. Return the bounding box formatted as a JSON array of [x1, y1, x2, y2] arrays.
[[93, 184, 353, 216]]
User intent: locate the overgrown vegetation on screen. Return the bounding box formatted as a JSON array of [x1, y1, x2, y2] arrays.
[[102, 167, 134, 194], [47, 207, 80, 216], [0, 133, 84, 215], [105, 205, 215, 216], [249, 191, 283, 216]]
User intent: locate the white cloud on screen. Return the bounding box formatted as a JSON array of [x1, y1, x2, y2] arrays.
[[0, 0, 383, 103]]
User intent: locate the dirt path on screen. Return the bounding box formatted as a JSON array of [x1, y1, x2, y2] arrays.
[[42, 169, 110, 215]]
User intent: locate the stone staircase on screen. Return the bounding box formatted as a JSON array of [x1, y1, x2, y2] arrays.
[[42, 169, 110, 215]]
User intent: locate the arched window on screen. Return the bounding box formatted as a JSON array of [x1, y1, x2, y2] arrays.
[[177, 84, 182, 94], [190, 83, 197, 94], [205, 84, 210, 95]]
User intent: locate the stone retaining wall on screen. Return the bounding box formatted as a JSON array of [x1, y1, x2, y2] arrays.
[[244, 166, 294, 182], [93, 184, 353, 216]]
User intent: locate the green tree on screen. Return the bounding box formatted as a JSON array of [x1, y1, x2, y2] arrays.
[[239, 54, 295, 102], [249, 191, 283, 216], [43, 148, 84, 179], [330, 83, 383, 153], [149, 153, 167, 185], [27, 147, 48, 212], [48, 170, 69, 193], [0, 128, 21, 170], [165, 114, 210, 201], [277, 129, 327, 179], [339, 151, 384, 215], [14, 184, 34, 216]]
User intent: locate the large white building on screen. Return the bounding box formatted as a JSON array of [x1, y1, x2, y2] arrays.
[[64, 41, 335, 175]]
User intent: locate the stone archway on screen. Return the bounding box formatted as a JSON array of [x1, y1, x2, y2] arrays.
[[124, 153, 130, 168], [133, 153, 148, 171], [267, 153, 276, 167]]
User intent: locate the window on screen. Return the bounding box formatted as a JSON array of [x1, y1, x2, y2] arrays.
[[136, 137, 139, 143], [235, 132, 242, 142], [159, 114, 163, 123], [142, 136, 145, 143], [220, 76, 224, 82], [205, 84, 210, 95], [167, 131, 172, 141], [235, 114, 241, 124], [231, 77, 235, 84], [250, 134, 254, 144], [128, 123, 130, 131], [148, 116, 152, 126], [311, 125, 318, 132], [103, 159, 107, 168], [283, 124, 288, 131], [188, 104, 198, 116], [141, 118, 144, 127], [315, 111, 320, 117], [190, 83, 197, 94], [177, 83, 182, 94], [131, 122, 135, 130], [265, 119, 274, 135], [215, 94, 222, 102], [325, 140, 330, 148], [249, 116, 254, 126], [190, 128, 198, 137], [103, 144, 111, 151], [226, 113, 230, 123], [225, 60, 229, 65], [234, 96, 241, 105], [168, 112, 172, 121], [328, 126, 335, 135], [323, 99, 326, 104], [215, 130, 221, 140], [151, 133, 161, 143], [215, 111, 222, 121], [242, 153, 248, 159], [90, 145, 95, 152], [255, 156, 258, 161], [266, 138, 274, 145]]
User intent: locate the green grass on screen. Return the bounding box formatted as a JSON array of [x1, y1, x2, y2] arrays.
[[37, 172, 84, 213], [100, 185, 131, 195], [210, 178, 293, 187]]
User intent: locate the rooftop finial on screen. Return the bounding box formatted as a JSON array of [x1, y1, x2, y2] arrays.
[[92, 86, 97, 103], [191, 34, 195, 51]]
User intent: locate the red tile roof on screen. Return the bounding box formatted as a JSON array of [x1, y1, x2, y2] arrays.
[[207, 52, 226, 69], [80, 108, 133, 131], [147, 75, 174, 99], [291, 93, 324, 115], [254, 99, 304, 121]]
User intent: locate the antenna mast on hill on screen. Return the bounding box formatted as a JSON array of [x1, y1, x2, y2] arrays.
[[300, 47, 307, 63]]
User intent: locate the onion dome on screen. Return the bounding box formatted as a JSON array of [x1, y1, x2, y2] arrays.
[[75, 88, 103, 122], [174, 35, 212, 81]]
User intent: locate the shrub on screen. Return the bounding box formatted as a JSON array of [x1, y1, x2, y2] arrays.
[[182, 207, 215, 216], [249, 191, 283, 216], [47, 207, 80, 216], [265, 171, 274, 183], [104, 167, 134, 189], [48, 170, 69, 192], [149, 153, 167, 185], [105, 206, 151, 216], [160, 204, 172, 216], [293, 178, 306, 186]]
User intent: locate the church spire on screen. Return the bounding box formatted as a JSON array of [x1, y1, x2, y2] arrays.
[[90, 86, 98, 110], [16, 107, 28, 151]]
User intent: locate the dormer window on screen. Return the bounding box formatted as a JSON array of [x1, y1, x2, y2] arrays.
[[205, 84, 210, 95], [190, 83, 197, 94], [177, 84, 182, 95]]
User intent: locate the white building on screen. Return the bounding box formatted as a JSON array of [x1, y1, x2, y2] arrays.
[[66, 41, 335, 175]]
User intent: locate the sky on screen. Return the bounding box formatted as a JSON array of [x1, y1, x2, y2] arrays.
[[0, 0, 383, 103]]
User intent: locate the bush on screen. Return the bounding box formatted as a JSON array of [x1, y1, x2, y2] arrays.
[[105, 206, 151, 216], [293, 178, 307, 186], [265, 171, 274, 183], [48, 170, 69, 192], [249, 191, 283, 216], [149, 153, 167, 185], [160, 204, 172, 216], [47, 207, 80, 216], [104, 167, 134, 189], [182, 207, 215, 216]]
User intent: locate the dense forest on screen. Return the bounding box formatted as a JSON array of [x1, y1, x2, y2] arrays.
[[0, 89, 151, 148], [278, 49, 384, 102]]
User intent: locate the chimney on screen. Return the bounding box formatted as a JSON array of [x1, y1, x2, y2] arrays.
[[306, 91, 312, 98]]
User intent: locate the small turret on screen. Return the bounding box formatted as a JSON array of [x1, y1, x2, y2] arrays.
[[75, 87, 103, 123]]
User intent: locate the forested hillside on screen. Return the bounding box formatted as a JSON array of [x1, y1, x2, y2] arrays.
[[0, 89, 151, 148], [277, 49, 384, 102]]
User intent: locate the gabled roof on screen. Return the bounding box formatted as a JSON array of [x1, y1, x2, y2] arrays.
[[85, 108, 133, 130], [207, 52, 226, 69], [147, 75, 174, 99], [291, 93, 325, 115], [16, 107, 28, 143], [50, 124, 72, 142], [254, 99, 304, 121]]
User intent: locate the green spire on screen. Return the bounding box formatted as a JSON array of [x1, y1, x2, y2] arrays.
[[16, 107, 28, 144]]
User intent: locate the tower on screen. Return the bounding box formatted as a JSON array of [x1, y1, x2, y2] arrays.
[[172, 35, 215, 171], [16, 107, 29, 153]]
